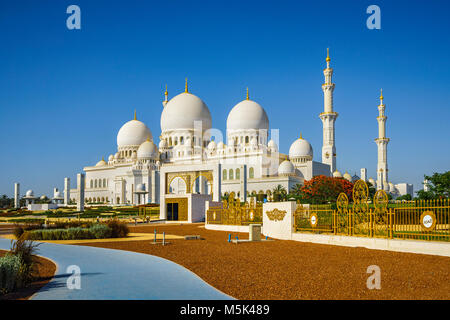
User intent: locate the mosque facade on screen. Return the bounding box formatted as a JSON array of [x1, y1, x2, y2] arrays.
[[56, 50, 413, 220]]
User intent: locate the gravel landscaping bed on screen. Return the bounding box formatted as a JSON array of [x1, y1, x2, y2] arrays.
[[78, 223, 450, 300]]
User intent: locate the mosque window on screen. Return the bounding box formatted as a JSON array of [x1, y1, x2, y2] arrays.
[[94, 180, 97, 188], [180, 136, 184, 145], [236, 168, 240, 179], [245, 136, 249, 144], [223, 169, 227, 180], [229, 169, 234, 180], [90, 180, 93, 188], [103, 179, 106, 187], [249, 167, 254, 178]]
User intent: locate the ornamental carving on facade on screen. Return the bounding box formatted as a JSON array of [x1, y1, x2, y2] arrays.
[[266, 208, 287, 221]]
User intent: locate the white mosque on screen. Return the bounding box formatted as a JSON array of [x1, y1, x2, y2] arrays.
[[14, 49, 413, 218]]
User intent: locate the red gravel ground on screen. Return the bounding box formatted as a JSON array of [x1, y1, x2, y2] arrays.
[[78, 223, 450, 300], [0, 250, 56, 300]]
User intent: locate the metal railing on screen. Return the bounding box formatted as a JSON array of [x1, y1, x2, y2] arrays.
[[294, 198, 449, 242]]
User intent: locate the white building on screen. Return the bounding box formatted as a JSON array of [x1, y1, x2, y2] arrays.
[[67, 49, 413, 220]]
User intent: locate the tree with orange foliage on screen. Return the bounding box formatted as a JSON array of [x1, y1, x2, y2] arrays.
[[298, 175, 353, 204]]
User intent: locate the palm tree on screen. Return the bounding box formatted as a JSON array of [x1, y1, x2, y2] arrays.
[[272, 185, 287, 201]]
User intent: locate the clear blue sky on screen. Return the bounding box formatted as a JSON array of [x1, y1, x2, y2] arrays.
[[0, 0, 449, 197]]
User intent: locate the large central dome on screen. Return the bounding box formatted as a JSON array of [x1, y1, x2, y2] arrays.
[[227, 99, 269, 131], [161, 92, 212, 132]]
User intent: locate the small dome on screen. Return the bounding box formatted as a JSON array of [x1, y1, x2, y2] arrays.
[[368, 178, 376, 186], [208, 140, 217, 151], [108, 154, 114, 162], [217, 141, 225, 149], [333, 170, 342, 178], [114, 152, 120, 159], [227, 99, 269, 131], [137, 140, 158, 159], [352, 174, 360, 182], [117, 119, 152, 147], [136, 184, 146, 192], [159, 139, 167, 149], [25, 190, 34, 197], [250, 137, 258, 146], [161, 92, 212, 132], [40, 195, 47, 200], [289, 137, 313, 159], [278, 160, 295, 176], [268, 139, 278, 151], [96, 158, 107, 167], [343, 172, 352, 181]]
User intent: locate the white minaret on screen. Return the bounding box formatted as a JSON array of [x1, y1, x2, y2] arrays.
[[77, 173, 85, 212], [320, 48, 338, 174], [14, 183, 20, 209], [360, 168, 367, 182], [64, 177, 70, 205], [375, 89, 389, 191]]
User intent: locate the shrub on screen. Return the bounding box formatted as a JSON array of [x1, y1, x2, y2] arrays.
[[107, 220, 129, 238], [0, 254, 22, 294], [13, 226, 24, 239], [0, 238, 40, 294], [90, 224, 112, 239]]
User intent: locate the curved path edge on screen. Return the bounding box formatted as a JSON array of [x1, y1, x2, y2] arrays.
[[0, 239, 233, 300]]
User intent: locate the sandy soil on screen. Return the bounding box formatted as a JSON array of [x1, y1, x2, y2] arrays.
[[77, 223, 450, 300], [0, 250, 56, 300]]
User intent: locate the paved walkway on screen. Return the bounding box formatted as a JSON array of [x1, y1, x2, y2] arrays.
[[0, 239, 232, 300]]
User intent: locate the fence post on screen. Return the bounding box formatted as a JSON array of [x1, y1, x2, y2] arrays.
[[389, 209, 393, 239]]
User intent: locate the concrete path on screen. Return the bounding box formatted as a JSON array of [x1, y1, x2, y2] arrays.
[[0, 238, 232, 300]]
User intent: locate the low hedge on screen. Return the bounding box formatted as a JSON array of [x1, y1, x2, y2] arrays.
[[22, 221, 128, 240]]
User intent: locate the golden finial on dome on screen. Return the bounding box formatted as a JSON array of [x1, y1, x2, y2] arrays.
[[380, 88, 384, 101], [134, 109, 137, 120], [185, 78, 188, 93], [164, 84, 168, 96], [299, 132, 303, 139], [146, 137, 150, 142], [246, 87, 249, 100], [326, 48, 330, 63]]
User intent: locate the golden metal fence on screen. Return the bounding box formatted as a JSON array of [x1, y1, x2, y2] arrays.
[[293, 180, 449, 242], [392, 198, 449, 241], [206, 192, 263, 226], [294, 205, 334, 234]]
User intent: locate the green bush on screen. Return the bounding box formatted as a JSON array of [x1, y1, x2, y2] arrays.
[[89, 224, 112, 239], [107, 220, 129, 238], [0, 254, 22, 294], [0, 238, 40, 294]]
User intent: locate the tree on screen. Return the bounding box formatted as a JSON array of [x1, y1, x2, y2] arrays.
[[416, 171, 450, 199], [0, 195, 13, 208], [366, 182, 377, 200], [396, 194, 412, 201], [299, 175, 354, 204], [272, 185, 287, 202]]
